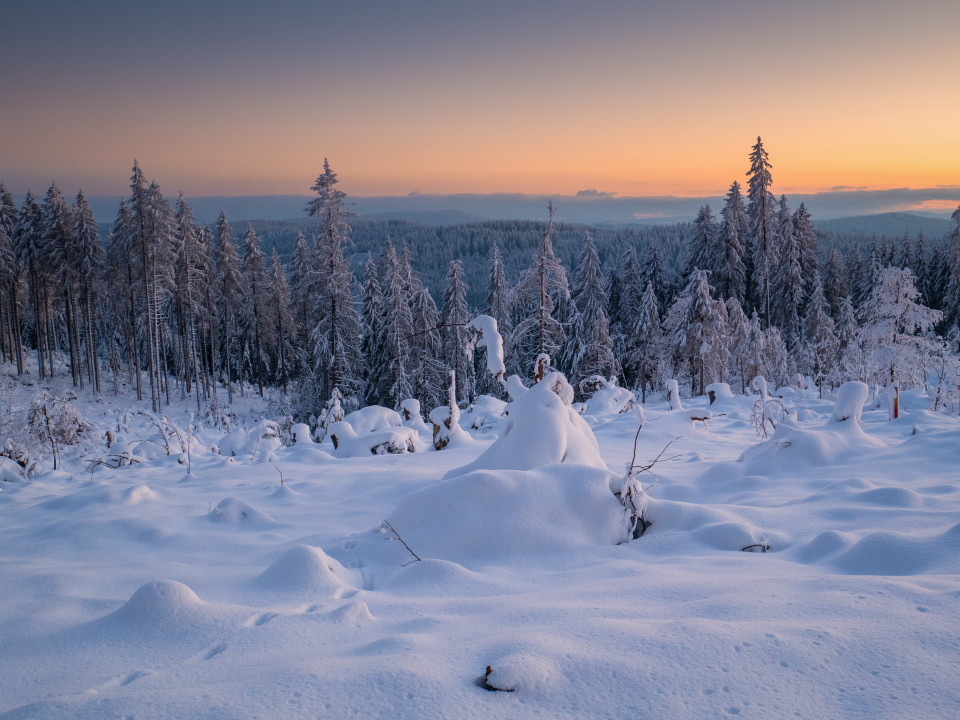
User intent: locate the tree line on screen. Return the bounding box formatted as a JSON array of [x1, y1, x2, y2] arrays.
[[2, 140, 960, 422]]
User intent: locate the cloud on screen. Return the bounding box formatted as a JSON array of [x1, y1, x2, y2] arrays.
[[828, 185, 870, 192], [907, 199, 960, 213], [633, 212, 664, 220], [576, 189, 617, 198]]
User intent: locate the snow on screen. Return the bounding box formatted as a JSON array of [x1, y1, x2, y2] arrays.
[[445, 372, 605, 477], [467, 314, 506, 382], [2, 375, 960, 718]]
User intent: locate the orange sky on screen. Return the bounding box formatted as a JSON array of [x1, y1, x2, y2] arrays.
[[2, 1, 958, 199]]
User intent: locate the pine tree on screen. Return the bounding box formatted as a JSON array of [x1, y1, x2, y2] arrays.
[[858, 266, 941, 388], [441, 259, 471, 404], [823, 249, 848, 319], [793, 202, 818, 304], [479, 241, 511, 397], [801, 278, 837, 395], [569, 232, 616, 390], [306, 159, 363, 405], [640, 242, 669, 315], [41, 182, 74, 382], [214, 211, 244, 403], [410, 286, 445, 411], [267, 249, 298, 393], [241, 224, 271, 396], [509, 201, 569, 379], [686, 204, 719, 279], [72, 190, 105, 393], [13, 192, 49, 378], [664, 269, 727, 395], [0, 221, 23, 374], [772, 205, 803, 348], [615, 247, 646, 387], [627, 282, 663, 402], [288, 231, 315, 351], [725, 297, 751, 393], [360, 254, 385, 406], [746, 137, 778, 326], [717, 181, 748, 303], [377, 239, 414, 408]]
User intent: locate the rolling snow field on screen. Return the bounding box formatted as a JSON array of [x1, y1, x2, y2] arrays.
[[1, 373, 959, 719]]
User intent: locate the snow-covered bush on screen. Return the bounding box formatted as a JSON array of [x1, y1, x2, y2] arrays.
[[218, 419, 282, 459], [28, 395, 91, 448], [342, 405, 402, 435], [461, 395, 508, 430], [831, 381, 868, 425]]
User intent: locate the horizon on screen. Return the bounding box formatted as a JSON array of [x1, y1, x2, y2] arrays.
[[2, 1, 959, 202]]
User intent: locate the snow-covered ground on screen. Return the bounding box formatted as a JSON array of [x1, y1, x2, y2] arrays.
[[1, 371, 959, 719]]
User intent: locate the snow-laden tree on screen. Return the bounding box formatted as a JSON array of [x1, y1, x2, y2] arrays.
[[747, 137, 778, 326], [382, 247, 415, 408], [665, 269, 728, 396], [823, 249, 848, 319], [725, 297, 751, 393], [640, 242, 670, 315], [686, 204, 719, 280], [569, 232, 616, 391], [794, 202, 818, 303], [214, 212, 244, 403], [478, 241, 511, 397], [288, 231, 315, 351], [0, 220, 23, 374], [772, 202, 803, 348], [241, 224, 272, 396], [858, 266, 942, 388], [72, 190, 105, 392], [267, 249, 298, 394], [410, 286, 445, 411], [509, 202, 570, 380], [615, 247, 646, 387], [943, 205, 960, 335], [717, 180, 748, 304], [305, 159, 363, 405], [627, 282, 664, 402], [441, 259, 472, 405], [360, 253, 385, 407], [801, 278, 837, 395]]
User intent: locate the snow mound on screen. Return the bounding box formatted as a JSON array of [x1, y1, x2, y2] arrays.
[[461, 395, 507, 430], [447, 372, 605, 478], [400, 399, 432, 435], [381, 558, 498, 597], [217, 419, 282, 459], [208, 497, 277, 526], [329, 420, 424, 457], [484, 652, 560, 693], [737, 413, 885, 470], [274, 443, 336, 464], [254, 545, 352, 597], [581, 376, 635, 417], [290, 423, 313, 444], [831, 381, 868, 424], [343, 405, 402, 435], [706, 382, 735, 403], [94, 579, 242, 640], [330, 597, 375, 624], [121, 484, 157, 505], [387, 464, 626, 566]]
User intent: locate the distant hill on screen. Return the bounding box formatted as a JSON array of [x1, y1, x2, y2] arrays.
[[816, 212, 952, 239]]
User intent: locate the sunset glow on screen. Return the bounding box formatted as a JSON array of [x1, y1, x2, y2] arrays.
[[2, 0, 958, 200]]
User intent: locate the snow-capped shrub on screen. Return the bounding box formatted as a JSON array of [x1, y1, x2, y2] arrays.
[[343, 405, 402, 435], [666, 379, 683, 410], [218, 419, 282, 458], [28, 395, 91, 447]]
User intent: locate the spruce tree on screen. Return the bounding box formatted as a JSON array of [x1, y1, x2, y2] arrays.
[[267, 249, 298, 393], [569, 232, 616, 390], [686, 204, 719, 280], [306, 159, 363, 405], [214, 211, 244, 403], [241, 224, 271, 396], [360, 253, 385, 406], [746, 137, 778, 326], [717, 181, 748, 304], [823, 249, 848, 319], [509, 201, 569, 379], [772, 208, 803, 348], [628, 282, 663, 402], [441, 259, 472, 404], [410, 286, 445, 411], [72, 190, 105, 393], [793, 202, 818, 303]]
